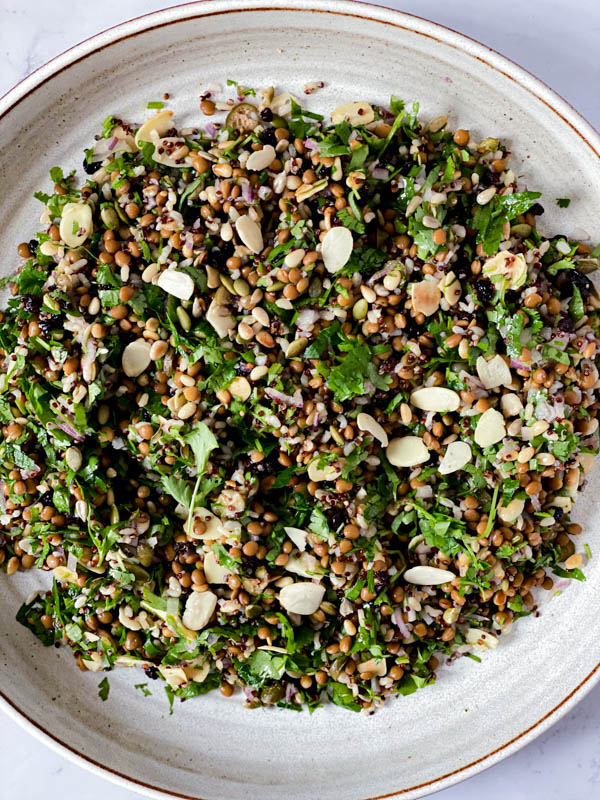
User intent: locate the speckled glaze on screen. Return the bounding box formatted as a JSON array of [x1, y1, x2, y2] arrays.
[[1, 2, 600, 798]]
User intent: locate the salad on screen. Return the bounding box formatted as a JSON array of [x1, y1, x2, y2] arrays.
[[1, 83, 598, 713]]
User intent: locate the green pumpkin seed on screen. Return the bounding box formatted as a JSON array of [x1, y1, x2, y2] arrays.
[[510, 223, 532, 237], [100, 206, 119, 230], [352, 298, 368, 320], [233, 278, 250, 296], [220, 274, 236, 295], [177, 306, 191, 331], [286, 337, 308, 358]]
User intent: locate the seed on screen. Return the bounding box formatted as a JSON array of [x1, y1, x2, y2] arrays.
[[229, 376, 251, 401], [284, 248, 306, 268], [286, 337, 308, 358], [250, 365, 269, 381], [100, 207, 119, 229], [422, 215, 441, 229], [238, 322, 255, 341], [517, 446, 536, 464], [352, 298, 368, 320], [173, 306, 191, 333], [256, 331, 275, 348], [476, 186, 497, 206], [233, 279, 250, 296], [178, 401, 197, 420], [251, 306, 270, 327], [360, 285, 376, 303], [65, 447, 82, 472]]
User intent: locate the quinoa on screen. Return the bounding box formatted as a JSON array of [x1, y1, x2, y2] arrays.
[[1, 85, 598, 713]]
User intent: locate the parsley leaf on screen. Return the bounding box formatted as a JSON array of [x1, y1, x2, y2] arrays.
[[337, 208, 365, 234], [98, 677, 110, 701]]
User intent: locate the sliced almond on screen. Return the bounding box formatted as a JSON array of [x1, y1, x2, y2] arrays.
[[135, 110, 174, 146], [500, 393, 524, 417], [411, 386, 460, 412], [295, 178, 328, 203], [356, 412, 389, 446], [188, 507, 227, 540], [465, 628, 498, 649], [285, 552, 323, 578], [482, 250, 527, 289], [270, 93, 296, 116], [151, 136, 193, 168], [156, 268, 195, 300], [246, 144, 276, 171], [182, 590, 217, 630], [307, 459, 341, 482], [438, 441, 472, 475], [228, 375, 251, 401], [580, 453, 595, 474], [386, 436, 430, 468], [59, 202, 93, 248], [284, 526, 307, 552], [474, 407, 506, 447], [403, 566, 457, 585], [235, 215, 263, 253], [158, 665, 188, 688], [331, 101, 375, 126], [412, 281, 441, 316], [357, 658, 387, 677], [476, 355, 512, 390], [203, 550, 231, 584], [122, 339, 151, 377], [279, 582, 325, 615], [322, 226, 354, 274], [206, 296, 235, 338], [497, 497, 525, 523], [438, 270, 461, 305]]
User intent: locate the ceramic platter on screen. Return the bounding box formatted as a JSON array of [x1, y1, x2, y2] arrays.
[[1, 2, 599, 798]]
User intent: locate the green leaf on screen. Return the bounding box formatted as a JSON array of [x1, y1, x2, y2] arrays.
[[329, 681, 361, 711], [236, 650, 286, 688], [160, 474, 193, 508], [49, 166, 64, 184], [546, 258, 574, 276], [134, 683, 152, 696], [337, 208, 365, 234], [304, 321, 341, 358], [98, 677, 110, 701], [179, 176, 205, 209], [52, 486, 71, 514], [541, 344, 570, 365], [185, 422, 218, 475], [16, 261, 46, 296], [326, 340, 370, 401], [496, 191, 541, 219], [556, 198, 571, 208]]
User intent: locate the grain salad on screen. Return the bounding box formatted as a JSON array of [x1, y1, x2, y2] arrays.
[[1, 84, 599, 713]]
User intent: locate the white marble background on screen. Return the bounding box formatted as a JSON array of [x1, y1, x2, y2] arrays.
[[1, 0, 599, 798]]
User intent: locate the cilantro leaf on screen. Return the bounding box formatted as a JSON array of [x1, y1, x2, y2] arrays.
[[569, 285, 584, 322], [337, 208, 365, 234], [98, 677, 110, 701]]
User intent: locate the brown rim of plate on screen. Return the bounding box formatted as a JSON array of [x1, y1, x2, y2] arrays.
[[0, 3, 599, 799]]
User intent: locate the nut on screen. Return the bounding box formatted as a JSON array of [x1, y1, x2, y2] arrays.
[[411, 386, 460, 412], [474, 408, 506, 448], [122, 339, 152, 377], [403, 566, 457, 585], [157, 269, 195, 301], [322, 226, 354, 274], [438, 441, 472, 475], [386, 436, 430, 468], [279, 582, 325, 615], [182, 590, 218, 630]]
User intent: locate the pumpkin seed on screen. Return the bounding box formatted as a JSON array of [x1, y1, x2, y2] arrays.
[[100, 206, 119, 230], [286, 337, 308, 358]]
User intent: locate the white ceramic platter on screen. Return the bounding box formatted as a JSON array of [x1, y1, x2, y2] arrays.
[[1, 2, 600, 798]]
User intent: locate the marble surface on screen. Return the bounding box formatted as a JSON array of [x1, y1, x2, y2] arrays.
[[1, 0, 599, 798]]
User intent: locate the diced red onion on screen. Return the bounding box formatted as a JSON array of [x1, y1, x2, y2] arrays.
[[371, 167, 390, 180], [205, 123, 217, 138], [264, 387, 304, 408], [285, 683, 296, 702], [241, 183, 254, 204], [510, 358, 531, 371], [367, 262, 396, 285], [304, 138, 318, 151], [56, 420, 84, 441], [107, 136, 119, 152], [392, 607, 410, 638]]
